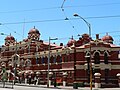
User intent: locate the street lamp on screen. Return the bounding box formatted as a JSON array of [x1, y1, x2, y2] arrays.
[[47, 37, 58, 88], [73, 14, 91, 36], [73, 13, 92, 90]]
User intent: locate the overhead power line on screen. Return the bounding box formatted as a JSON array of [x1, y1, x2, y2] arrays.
[[0, 2, 120, 14], [65, 2, 120, 8], [0, 7, 60, 14], [61, 0, 78, 33], [1, 14, 120, 25]]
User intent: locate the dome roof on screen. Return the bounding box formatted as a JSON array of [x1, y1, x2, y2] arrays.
[[28, 26, 40, 35], [82, 33, 89, 39], [67, 36, 76, 47], [5, 35, 15, 41], [102, 34, 114, 43]]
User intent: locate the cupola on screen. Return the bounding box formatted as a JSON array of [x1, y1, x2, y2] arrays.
[[67, 36, 76, 47], [5, 34, 15, 46], [28, 26, 40, 40], [102, 33, 114, 44]]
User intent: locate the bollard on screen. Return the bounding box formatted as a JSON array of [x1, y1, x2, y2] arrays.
[[116, 73, 120, 87], [49, 80, 51, 87], [94, 73, 101, 88]]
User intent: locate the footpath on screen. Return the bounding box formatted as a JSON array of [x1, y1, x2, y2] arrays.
[[0, 82, 120, 90], [14, 83, 120, 90]]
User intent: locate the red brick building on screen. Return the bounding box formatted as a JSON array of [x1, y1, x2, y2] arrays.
[[0, 27, 120, 87]]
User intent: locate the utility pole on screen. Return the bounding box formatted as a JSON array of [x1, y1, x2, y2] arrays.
[[47, 37, 58, 88]]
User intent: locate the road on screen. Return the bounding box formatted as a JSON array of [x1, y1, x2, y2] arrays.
[[14, 85, 120, 90], [14, 85, 65, 90], [0, 86, 120, 90], [0, 83, 120, 90]]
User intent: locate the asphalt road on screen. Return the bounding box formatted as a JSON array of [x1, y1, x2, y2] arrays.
[[0, 83, 120, 90], [14, 85, 120, 90], [14, 86, 65, 90]]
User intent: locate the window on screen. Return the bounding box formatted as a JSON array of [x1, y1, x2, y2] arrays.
[[42, 56, 47, 64], [60, 56, 62, 63], [50, 56, 54, 63], [20, 59, 24, 67], [39, 57, 41, 64], [41, 57, 44, 64], [104, 53, 108, 64], [56, 55, 62, 63], [26, 59, 31, 67], [53, 56, 56, 63], [94, 52, 100, 64], [105, 69, 109, 83], [65, 55, 68, 62], [36, 57, 39, 64], [13, 54, 19, 67]]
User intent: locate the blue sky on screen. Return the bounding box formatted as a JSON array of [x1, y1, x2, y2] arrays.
[[0, 0, 120, 45]]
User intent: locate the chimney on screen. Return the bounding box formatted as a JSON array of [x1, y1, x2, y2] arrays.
[[96, 34, 99, 40]]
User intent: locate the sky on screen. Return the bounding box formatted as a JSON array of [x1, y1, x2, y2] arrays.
[[0, 0, 120, 46]]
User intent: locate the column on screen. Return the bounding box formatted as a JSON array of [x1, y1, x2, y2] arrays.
[[94, 73, 101, 88]]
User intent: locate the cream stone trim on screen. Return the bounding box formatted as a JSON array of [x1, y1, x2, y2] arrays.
[[92, 50, 101, 56], [77, 63, 120, 70], [111, 65, 120, 69], [0, 58, 8, 61], [23, 54, 34, 58], [83, 47, 111, 52], [76, 65, 84, 69], [60, 68, 74, 71], [111, 48, 120, 51], [76, 49, 84, 52]]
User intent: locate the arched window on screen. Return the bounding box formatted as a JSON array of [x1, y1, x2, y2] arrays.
[[56, 55, 62, 63], [39, 57, 41, 64], [50, 56, 54, 63], [41, 57, 44, 64], [94, 52, 100, 64], [35, 53, 39, 64], [105, 69, 109, 83], [26, 59, 31, 67], [20, 59, 24, 67], [12, 54, 20, 67], [64, 55, 68, 62], [36, 57, 39, 64], [43, 56, 48, 64], [104, 52, 108, 64], [60, 56, 62, 63], [53, 56, 56, 63]]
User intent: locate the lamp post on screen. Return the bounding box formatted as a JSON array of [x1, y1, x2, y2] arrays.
[[73, 13, 92, 90], [47, 37, 58, 88]]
